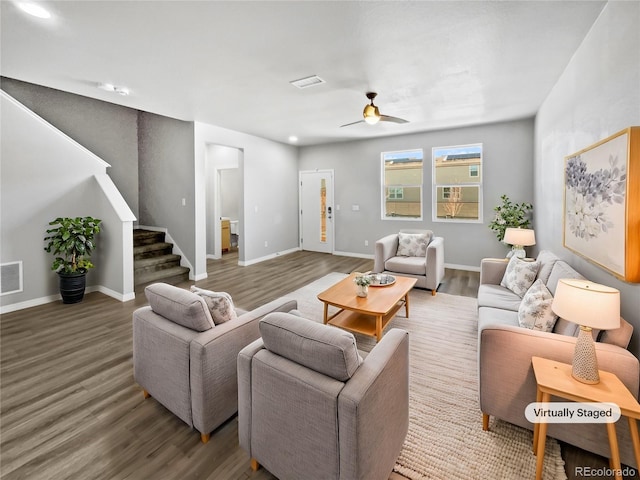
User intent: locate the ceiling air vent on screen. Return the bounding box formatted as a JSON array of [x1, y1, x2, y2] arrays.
[[290, 75, 325, 89]]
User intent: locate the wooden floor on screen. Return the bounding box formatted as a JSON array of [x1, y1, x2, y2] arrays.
[[0, 250, 633, 479]]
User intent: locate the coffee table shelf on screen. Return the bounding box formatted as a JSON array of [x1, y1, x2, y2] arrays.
[[326, 301, 405, 338]]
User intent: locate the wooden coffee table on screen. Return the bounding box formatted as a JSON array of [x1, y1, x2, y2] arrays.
[[317, 273, 416, 342]]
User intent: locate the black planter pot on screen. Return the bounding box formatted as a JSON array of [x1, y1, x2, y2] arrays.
[[58, 271, 87, 304]]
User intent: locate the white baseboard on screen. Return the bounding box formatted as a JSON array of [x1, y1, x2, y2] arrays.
[[0, 284, 135, 314], [0, 293, 61, 314], [88, 285, 136, 302], [445, 263, 481, 272], [239, 247, 300, 267], [332, 251, 375, 260]]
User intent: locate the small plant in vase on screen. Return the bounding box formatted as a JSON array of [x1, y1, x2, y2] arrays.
[[353, 272, 372, 298]]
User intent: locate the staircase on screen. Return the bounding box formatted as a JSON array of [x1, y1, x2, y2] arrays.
[[134, 229, 190, 287]]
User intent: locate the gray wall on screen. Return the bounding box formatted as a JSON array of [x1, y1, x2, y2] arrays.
[[534, 1, 640, 357], [0, 77, 140, 217], [138, 112, 196, 269], [1, 91, 135, 310], [299, 118, 534, 268]]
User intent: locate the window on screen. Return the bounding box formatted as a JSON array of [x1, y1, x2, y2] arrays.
[[432, 144, 482, 222], [382, 149, 423, 220]]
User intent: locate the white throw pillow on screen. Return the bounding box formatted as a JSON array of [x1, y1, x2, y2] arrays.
[[396, 232, 430, 257], [190, 286, 238, 325], [500, 256, 540, 298], [518, 279, 558, 332]]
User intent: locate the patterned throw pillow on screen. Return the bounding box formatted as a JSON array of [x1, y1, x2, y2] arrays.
[[190, 286, 238, 325], [500, 256, 540, 298], [518, 279, 558, 332], [396, 232, 431, 257]]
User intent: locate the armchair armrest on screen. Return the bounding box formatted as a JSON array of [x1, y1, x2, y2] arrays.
[[373, 234, 399, 273], [237, 337, 266, 456], [338, 329, 409, 480], [425, 237, 445, 291], [480, 258, 508, 285], [190, 297, 297, 435]]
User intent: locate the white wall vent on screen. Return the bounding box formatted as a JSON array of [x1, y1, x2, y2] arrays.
[[1, 261, 23, 295], [290, 75, 325, 89]]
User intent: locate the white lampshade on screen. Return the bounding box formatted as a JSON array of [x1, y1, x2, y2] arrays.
[[503, 228, 536, 247], [551, 279, 620, 330]]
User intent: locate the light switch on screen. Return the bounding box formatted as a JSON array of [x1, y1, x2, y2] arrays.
[[352, 205, 360, 211]]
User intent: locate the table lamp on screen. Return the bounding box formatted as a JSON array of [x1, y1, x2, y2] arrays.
[[551, 279, 620, 384], [503, 227, 536, 259]]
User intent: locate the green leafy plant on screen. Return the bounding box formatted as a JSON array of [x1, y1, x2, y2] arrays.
[[488, 195, 533, 242], [44, 216, 102, 274], [353, 272, 372, 287]]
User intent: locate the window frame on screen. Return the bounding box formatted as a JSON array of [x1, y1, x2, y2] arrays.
[[432, 143, 483, 224], [381, 149, 424, 221]]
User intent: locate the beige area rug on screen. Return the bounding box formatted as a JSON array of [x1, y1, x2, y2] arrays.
[[285, 272, 567, 480]]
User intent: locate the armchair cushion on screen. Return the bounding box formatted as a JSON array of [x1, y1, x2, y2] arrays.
[[191, 286, 238, 325], [500, 256, 540, 298], [145, 283, 214, 332], [259, 312, 362, 382], [385, 256, 426, 276], [396, 231, 432, 257]]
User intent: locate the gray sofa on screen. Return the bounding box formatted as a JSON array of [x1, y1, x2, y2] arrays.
[[373, 229, 445, 295], [132, 283, 297, 443], [477, 250, 639, 467], [238, 312, 409, 480]]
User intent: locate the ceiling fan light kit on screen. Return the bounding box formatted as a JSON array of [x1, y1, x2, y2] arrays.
[[340, 91, 408, 128]]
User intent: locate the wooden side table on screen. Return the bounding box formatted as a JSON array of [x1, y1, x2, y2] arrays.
[[531, 356, 640, 480]]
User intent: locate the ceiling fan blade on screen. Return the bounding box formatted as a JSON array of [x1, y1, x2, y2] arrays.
[[339, 119, 366, 128], [380, 114, 409, 124]]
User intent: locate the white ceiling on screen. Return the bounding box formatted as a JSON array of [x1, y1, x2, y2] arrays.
[[1, 1, 606, 146]]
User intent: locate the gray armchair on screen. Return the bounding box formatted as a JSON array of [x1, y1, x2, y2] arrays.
[[238, 312, 409, 480], [373, 229, 444, 295], [132, 283, 297, 443]]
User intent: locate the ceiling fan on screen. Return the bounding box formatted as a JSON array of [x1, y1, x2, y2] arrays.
[[340, 92, 409, 127]]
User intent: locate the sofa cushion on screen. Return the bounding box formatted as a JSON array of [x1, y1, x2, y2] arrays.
[[500, 256, 540, 298], [259, 312, 362, 382], [145, 283, 214, 332], [546, 260, 584, 295], [477, 284, 523, 312], [396, 232, 432, 257], [385, 256, 426, 276], [600, 317, 634, 349], [478, 306, 519, 334], [190, 286, 238, 325], [518, 279, 558, 332], [535, 250, 560, 285]]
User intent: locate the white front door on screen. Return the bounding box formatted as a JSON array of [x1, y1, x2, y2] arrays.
[[299, 170, 334, 253]]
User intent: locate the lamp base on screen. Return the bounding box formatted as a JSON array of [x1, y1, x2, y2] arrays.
[[506, 246, 526, 259], [572, 326, 600, 384]]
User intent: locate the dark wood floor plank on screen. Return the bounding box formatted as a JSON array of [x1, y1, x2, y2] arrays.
[[1, 250, 621, 479]]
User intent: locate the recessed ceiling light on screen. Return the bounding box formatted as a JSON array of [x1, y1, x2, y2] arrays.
[[288, 136, 298, 143], [16, 2, 51, 19]]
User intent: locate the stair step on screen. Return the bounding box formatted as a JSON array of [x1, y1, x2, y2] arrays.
[[135, 265, 190, 286], [134, 254, 181, 269], [134, 242, 173, 260], [133, 229, 166, 247]]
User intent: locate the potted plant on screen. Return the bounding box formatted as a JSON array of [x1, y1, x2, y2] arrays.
[[353, 272, 372, 298], [44, 216, 102, 304], [488, 195, 533, 242]]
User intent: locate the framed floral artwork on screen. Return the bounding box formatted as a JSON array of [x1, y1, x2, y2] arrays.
[[563, 126, 639, 282]]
